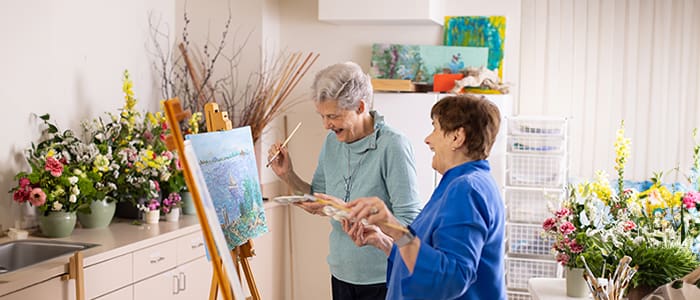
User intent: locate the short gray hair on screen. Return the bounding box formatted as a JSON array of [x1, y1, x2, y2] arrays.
[[311, 62, 373, 110]]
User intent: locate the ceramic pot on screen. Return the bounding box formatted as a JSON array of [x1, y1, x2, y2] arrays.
[[166, 207, 181, 222], [181, 192, 196, 215], [566, 267, 589, 297], [77, 198, 116, 228], [38, 211, 77, 238], [144, 210, 160, 224]]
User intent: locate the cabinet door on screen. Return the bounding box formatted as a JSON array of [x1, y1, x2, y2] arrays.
[[133, 269, 177, 300], [372, 92, 438, 204], [174, 256, 212, 299], [0, 276, 71, 300]]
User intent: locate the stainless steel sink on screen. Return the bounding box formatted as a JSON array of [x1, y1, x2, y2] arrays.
[[0, 240, 98, 274]]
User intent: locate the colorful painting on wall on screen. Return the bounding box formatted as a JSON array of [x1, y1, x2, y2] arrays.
[[443, 16, 506, 79], [370, 43, 488, 84], [186, 126, 268, 249]]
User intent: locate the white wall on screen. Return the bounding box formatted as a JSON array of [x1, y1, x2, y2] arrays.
[[0, 0, 174, 231]]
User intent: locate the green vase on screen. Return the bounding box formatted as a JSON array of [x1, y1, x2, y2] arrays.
[[181, 191, 196, 215], [38, 211, 77, 238], [566, 267, 589, 297], [77, 199, 116, 228]]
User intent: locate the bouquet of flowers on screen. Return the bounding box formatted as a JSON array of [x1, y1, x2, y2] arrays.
[[161, 192, 182, 214], [11, 114, 104, 215]]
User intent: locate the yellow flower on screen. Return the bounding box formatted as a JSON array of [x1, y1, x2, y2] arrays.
[[46, 149, 56, 158], [592, 170, 613, 203]]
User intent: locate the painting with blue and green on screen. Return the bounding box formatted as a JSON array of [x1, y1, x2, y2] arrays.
[[443, 16, 506, 79], [186, 126, 268, 249], [370, 43, 488, 84]]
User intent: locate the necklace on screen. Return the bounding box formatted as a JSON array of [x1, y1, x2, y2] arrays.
[[343, 147, 367, 202]]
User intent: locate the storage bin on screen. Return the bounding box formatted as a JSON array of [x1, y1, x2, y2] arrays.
[[508, 135, 565, 154], [505, 257, 561, 290], [506, 188, 564, 223], [508, 117, 567, 137], [507, 291, 532, 300], [507, 223, 555, 257], [507, 154, 566, 187]]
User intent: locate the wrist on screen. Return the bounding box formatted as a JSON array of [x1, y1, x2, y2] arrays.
[[394, 227, 416, 248]]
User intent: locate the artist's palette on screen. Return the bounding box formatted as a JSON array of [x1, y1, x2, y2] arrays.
[[272, 195, 308, 204]]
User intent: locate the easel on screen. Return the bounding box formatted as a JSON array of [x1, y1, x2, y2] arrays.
[[162, 98, 237, 300], [204, 102, 261, 300]]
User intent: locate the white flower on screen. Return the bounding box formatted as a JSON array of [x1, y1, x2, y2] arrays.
[[52, 201, 63, 211], [68, 176, 79, 185], [69, 194, 77, 203], [71, 185, 80, 196]]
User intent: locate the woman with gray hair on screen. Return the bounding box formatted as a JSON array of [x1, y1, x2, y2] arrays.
[[268, 61, 422, 299]]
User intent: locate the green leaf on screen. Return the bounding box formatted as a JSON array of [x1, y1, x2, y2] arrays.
[[39, 114, 50, 121]]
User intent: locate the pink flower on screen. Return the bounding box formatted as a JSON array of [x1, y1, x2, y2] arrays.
[[13, 187, 30, 203], [19, 178, 30, 188], [44, 156, 64, 177], [29, 188, 47, 207], [555, 207, 570, 218], [622, 220, 636, 231], [556, 252, 570, 265], [559, 221, 576, 235], [683, 191, 700, 209], [543, 218, 557, 231], [569, 239, 584, 253], [146, 198, 160, 211]]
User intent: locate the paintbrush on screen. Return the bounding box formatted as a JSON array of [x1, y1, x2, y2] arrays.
[[266, 121, 302, 167]]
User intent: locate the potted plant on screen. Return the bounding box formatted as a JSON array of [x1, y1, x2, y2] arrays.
[[10, 114, 99, 237]]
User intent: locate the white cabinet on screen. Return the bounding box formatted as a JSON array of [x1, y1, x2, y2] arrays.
[[318, 0, 443, 25], [0, 276, 71, 300], [82, 229, 208, 300], [372, 92, 512, 203]]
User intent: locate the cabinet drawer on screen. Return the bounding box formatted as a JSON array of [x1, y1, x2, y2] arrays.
[[133, 239, 177, 282], [85, 253, 133, 299], [177, 232, 206, 264], [94, 285, 132, 300]]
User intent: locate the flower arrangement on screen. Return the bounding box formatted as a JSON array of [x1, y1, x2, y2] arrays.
[[543, 121, 700, 293], [137, 198, 160, 213], [161, 192, 182, 214], [10, 115, 106, 215]]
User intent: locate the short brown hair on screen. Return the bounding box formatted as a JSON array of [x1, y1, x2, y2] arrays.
[[430, 94, 501, 160]]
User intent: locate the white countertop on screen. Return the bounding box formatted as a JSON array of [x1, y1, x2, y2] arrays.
[[0, 215, 202, 296], [529, 278, 591, 300], [0, 200, 287, 296]]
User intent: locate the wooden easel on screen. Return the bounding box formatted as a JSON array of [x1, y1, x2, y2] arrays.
[[162, 98, 236, 300], [204, 102, 261, 300]]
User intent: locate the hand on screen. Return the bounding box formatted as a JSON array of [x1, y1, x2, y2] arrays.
[[294, 193, 346, 217], [342, 219, 388, 247], [347, 197, 404, 240], [267, 142, 292, 177]]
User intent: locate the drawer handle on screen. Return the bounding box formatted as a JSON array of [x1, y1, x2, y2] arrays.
[[150, 256, 165, 264], [191, 242, 204, 249]]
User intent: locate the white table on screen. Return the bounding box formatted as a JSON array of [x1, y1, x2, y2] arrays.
[[528, 278, 591, 300]]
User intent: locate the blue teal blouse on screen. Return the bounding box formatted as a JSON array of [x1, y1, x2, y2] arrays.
[[311, 110, 423, 284]]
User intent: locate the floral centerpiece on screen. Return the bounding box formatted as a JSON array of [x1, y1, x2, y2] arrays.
[[11, 114, 105, 215], [105, 70, 175, 213], [543, 121, 700, 298]]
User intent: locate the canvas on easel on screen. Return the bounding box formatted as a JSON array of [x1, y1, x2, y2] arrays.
[[162, 98, 244, 300], [186, 127, 269, 249], [182, 140, 246, 299]]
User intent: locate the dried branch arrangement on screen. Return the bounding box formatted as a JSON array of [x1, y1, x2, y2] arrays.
[[581, 255, 638, 300], [149, 10, 318, 142]]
